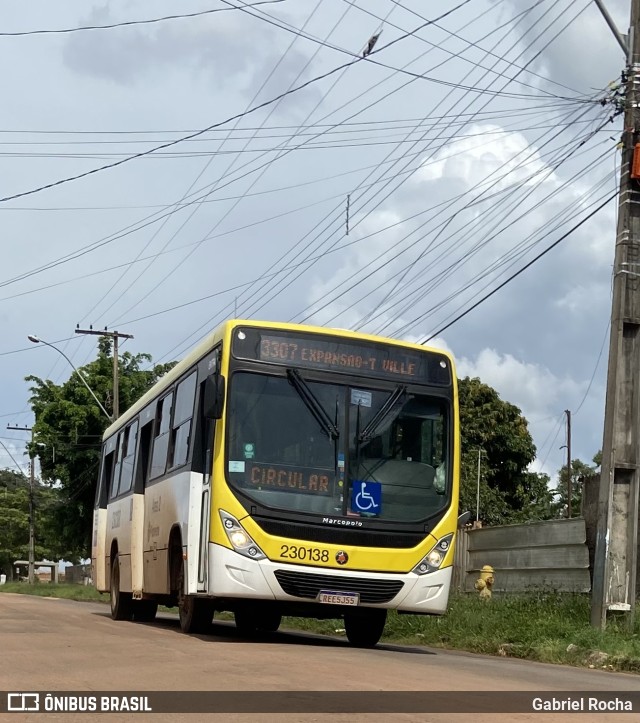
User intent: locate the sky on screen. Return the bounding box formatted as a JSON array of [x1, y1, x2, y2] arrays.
[[0, 0, 629, 490]]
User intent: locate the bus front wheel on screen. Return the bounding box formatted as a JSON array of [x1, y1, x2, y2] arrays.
[[344, 608, 386, 648], [110, 554, 133, 621], [234, 607, 282, 634]]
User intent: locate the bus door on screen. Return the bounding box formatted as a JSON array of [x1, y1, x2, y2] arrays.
[[191, 373, 219, 592]]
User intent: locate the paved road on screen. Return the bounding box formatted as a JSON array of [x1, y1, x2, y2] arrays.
[[1, 593, 639, 722]]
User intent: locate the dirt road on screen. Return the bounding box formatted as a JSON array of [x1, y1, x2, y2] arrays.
[[0, 593, 638, 722]]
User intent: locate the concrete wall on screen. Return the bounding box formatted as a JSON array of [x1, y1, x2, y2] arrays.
[[454, 518, 591, 593]]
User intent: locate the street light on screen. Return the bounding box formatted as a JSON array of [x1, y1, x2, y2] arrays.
[[28, 335, 112, 422]]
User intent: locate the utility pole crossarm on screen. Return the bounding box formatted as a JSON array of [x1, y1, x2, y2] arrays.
[[75, 327, 134, 421]]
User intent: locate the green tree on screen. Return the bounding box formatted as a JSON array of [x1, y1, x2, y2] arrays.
[[553, 456, 598, 518], [0, 469, 68, 578], [458, 377, 553, 524], [26, 339, 175, 558]]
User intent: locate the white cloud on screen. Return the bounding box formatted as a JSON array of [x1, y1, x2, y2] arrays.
[[456, 346, 601, 478], [415, 123, 553, 192]]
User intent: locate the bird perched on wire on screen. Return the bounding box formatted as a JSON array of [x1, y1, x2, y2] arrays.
[[362, 29, 382, 57]]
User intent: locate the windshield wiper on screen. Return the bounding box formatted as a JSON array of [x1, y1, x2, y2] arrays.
[[287, 369, 339, 440], [357, 384, 407, 444]]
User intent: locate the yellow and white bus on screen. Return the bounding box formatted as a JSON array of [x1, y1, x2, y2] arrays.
[[92, 320, 460, 647]]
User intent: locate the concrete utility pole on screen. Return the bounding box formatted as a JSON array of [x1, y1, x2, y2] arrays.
[[565, 409, 572, 519], [75, 327, 134, 421], [475, 448, 486, 524], [7, 424, 35, 584], [592, 0, 640, 629]]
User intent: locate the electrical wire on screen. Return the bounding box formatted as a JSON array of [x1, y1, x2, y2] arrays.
[[0, 2, 285, 36], [537, 413, 566, 471], [372, 120, 614, 337], [352, 0, 598, 331], [342, 0, 588, 98], [572, 320, 611, 416], [226, 0, 594, 103], [241, 0, 567, 327], [293, 102, 606, 328], [109, 0, 509, 345], [421, 192, 616, 342], [0, 2, 489, 207], [101, 0, 362, 329]]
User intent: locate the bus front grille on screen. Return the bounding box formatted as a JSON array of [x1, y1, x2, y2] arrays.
[[273, 570, 404, 604]]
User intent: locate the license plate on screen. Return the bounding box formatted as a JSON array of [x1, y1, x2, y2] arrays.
[[317, 590, 359, 606]]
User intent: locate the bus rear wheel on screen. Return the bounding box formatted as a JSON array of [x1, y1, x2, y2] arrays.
[[132, 600, 158, 623], [110, 554, 133, 621], [176, 565, 212, 634], [344, 608, 386, 648]]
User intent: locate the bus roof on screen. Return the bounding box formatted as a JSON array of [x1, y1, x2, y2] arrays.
[[102, 319, 455, 440]]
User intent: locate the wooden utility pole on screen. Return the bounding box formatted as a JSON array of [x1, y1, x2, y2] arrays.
[[565, 409, 572, 518], [7, 424, 34, 584], [591, 0, 640, 629], [75, 327, 134, 420]]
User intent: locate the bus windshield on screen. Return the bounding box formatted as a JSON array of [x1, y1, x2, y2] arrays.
[[227, 371, 450, 522]]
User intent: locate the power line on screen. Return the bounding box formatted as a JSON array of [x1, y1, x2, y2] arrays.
[[361, 0, 602, 329], [572, 319, 611, 415], [0, 104, 581, 138], [98, 0, 357, 329], [421, 192, 617, 342], [0, 3, 486, 207], [227, 0, 594, 103], [244, 0, 571, 328], [106, 0, 494, 337], [293, 103, 607, 329], [0, 2, 285, 37], [343, 0, 587, 98], [373, 120, 614, 337], [0, 2, 485, 316], [538, 413, 566, 472], [296, 2, 612, 334]]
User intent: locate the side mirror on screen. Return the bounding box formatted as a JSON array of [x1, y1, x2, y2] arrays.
[[457, 511, 471, 528], [203, 374, 225, 420]]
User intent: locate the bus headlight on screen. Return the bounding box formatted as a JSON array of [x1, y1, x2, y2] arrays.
[[412, 533, 453, 575], [220, 510, 266, 560]]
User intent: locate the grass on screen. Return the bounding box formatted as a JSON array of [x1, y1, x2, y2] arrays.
[[284, 592, 640, 673], [0, 582, 105, 602], [3, 583, 639, 672]]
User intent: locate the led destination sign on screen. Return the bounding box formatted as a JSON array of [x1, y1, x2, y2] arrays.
[[232, 328, 451, 385]]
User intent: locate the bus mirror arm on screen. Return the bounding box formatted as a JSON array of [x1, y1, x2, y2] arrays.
[[204, 373, 225, 420], [457, 511, 471, 528]]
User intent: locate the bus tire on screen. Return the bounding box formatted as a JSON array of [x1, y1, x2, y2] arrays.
[[257, 610, 282, 633], [177, 564, 212, 634], [110, 554, 133, 621], [344, 608, 386, 648], [132, 600, 158, 623], [234, 608, 281, 634]]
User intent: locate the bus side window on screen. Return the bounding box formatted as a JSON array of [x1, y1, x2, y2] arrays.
[[118, 419, 139, 495], [135, 420, 154, 492], [98, 448, 115, 508], [169, 372, 197, 470], [110, 433, 124, 499], [149, 392, 174, 480]]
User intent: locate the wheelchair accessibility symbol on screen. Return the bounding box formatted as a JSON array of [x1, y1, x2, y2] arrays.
[[352, 480, 382, 514]]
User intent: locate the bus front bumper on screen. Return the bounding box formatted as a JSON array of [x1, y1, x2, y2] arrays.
[[209, 543, 452, 615]]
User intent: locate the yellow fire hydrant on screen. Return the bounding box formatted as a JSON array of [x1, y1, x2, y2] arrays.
[[474, 565, 495, 600]]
